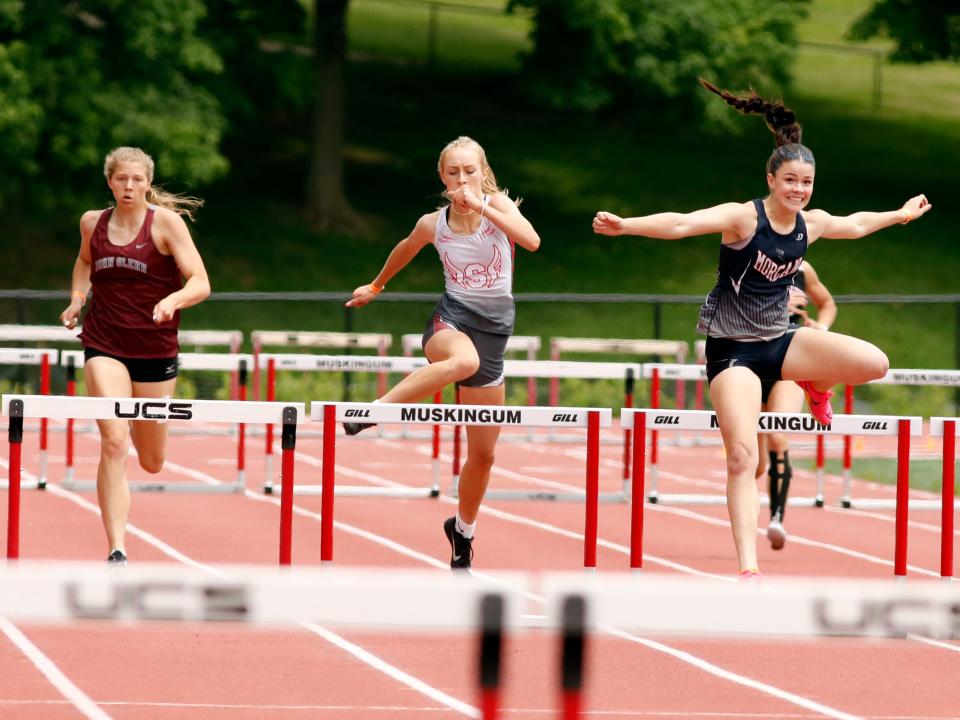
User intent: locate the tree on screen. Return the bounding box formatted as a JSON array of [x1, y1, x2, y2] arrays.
[[847, 0, 960, 62], [507, 0, 810, 125], [0, 0, 228, 215], [305, 0, 362, 233]]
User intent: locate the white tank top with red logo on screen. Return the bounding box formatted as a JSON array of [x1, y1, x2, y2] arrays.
[[433, 201, 514, 330]]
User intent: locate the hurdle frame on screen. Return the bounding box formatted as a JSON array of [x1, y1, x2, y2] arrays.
[[0, 348, 57, 490], [2, 395, 305, 564], [310, 401, 612, 568], [58, 351, 254, 493], [251, 330, 392, 401], [256, 353, 434, 494], [622, 408, 922, 576]]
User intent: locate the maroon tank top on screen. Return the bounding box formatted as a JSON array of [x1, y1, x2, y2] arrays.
[[79, 207, 182, 358]]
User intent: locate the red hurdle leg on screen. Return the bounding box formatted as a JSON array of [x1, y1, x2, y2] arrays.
[[278, 406, 298, 566], [65, 360, 76, 486], [841, 384, 854, 508], [894, 419, 911, 577], [479, 594, 503, 720], [237, 361, 248, 490], [431, 390, 442, 495], [560, 595, 586, 720], [942, 420, 956, 578], [583, 411, 600, 569], [649, 368, 661, 501], [264, 358, 276, 492], [622, 369, 635, 487], [38, 353, 49, 489], [320, 404, 337, 563], [630, 411, 647, 569], [452, 385, 462, 495], [6, 399, 24, 559]]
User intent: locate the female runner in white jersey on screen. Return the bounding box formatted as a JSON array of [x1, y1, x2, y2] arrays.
[[346, 136, 540, 570], [593, 80, 931, 579]]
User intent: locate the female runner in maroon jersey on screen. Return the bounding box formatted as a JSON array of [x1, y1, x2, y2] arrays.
[[60, 147, 210, 564]]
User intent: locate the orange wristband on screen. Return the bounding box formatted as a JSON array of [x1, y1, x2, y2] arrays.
[[901, 209, 912, 225], [369, 281, 384, 295], [72, 290, 86, 305]]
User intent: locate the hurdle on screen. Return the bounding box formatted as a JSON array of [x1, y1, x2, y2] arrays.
[[643, 362, 831, 503], [833, 369, 960, 508], [621, 409, 922, 575], [251, 330, 392, 401], [0, 348, 57, 490], [257, 354, 435, 494], [2, 395, 305, 563], [444, 359, 640, 497], [548, 337, 688, 408], [58, 351, 254, 493], [927, 418, 959, 579], [309, 401, 612, 568]]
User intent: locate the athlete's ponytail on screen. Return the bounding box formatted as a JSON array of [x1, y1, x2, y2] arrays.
[[699, 79, 815, 175]]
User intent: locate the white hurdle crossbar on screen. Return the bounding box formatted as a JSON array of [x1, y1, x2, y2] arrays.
[[310, 401, 612, 568], [2, 395, 305, 564], [621, 409, 922, 575], [0, 348, 58, 490], [58, 351, 254, 493], [251, 330, 392, 401], [257, 354, 429, 491]]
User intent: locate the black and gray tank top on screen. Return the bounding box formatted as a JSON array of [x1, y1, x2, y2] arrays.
[[696, 199, 808, 340]]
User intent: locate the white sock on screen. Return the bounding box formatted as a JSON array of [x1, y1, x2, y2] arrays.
[[455, 512, 476, 539]]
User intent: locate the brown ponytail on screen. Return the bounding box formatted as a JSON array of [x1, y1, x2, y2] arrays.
[[699, 79, 814, 174]]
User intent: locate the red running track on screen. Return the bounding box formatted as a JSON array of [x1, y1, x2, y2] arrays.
[[1, 420, 959, 719]]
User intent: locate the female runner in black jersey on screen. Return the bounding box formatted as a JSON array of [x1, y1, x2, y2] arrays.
[[593, 80, 930, 579]]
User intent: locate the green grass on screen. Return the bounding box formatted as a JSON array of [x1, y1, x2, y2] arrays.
[[803, 457, 949, 493]]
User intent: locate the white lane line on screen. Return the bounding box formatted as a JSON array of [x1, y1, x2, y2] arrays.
[[0, 616, 113, 720], [604, 625, 863, 720], [301, 622, 479, 719], [906, 634, 960, 654]]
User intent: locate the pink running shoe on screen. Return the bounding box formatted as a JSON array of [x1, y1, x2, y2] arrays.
[[739, 569, 762, 583], [796, 380, 834, 425]]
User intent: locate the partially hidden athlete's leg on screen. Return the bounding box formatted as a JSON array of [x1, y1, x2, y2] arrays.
[[455, 383, 505, 525], [84, 356, 134, 555], [380, 329, 479, 403], [709, 366, 763, 573], [765, 380, 805, 522], [782, 327, 888, 392], [129, 376, 178, 473]]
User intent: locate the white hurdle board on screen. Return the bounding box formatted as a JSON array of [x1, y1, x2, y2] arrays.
[[2, 394, 304, 495], [313, 400, 616, 504], [309, 402, 613, 567], [56, 353, 256, 493], [621, 408, 921, 507], [544, 573, 960, 639]]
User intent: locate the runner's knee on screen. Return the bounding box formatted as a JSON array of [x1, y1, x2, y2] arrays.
[[725, 441, 757, 478]]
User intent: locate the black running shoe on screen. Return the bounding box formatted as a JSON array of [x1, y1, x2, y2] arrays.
[[343, 422, 376, 436], [443, 516, 473, 571], [106, 549, 127, 566]]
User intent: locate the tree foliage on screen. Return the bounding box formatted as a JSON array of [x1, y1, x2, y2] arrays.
[[0, 0, 228, 213], [507, 0, 809, 125], [847, 0, 960, 62]]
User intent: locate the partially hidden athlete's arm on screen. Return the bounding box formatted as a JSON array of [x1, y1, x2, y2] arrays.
[[805, 194, 932, 241], [346, 214, 436, 308], [800, 261, 836, 330], [59, 211, 98, 329], [483, 193, 540, 251], [152, 208, 211, 323], [592, 201, 755, 242]]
